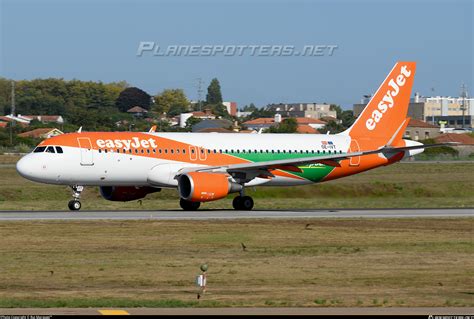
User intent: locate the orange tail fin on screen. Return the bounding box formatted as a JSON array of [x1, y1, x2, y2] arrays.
[[342, 62, 416, 147]]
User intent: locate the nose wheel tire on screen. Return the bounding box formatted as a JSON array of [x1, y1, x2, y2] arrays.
[[68, 200, 81, 211], [233, 196, 254, 211], [180, 199, 201, 211]]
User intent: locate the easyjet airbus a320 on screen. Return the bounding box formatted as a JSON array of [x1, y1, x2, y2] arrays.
[[16, 62, 457, 211]]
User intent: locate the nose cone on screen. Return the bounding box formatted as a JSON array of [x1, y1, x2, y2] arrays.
[[16, 154, 37, 181]]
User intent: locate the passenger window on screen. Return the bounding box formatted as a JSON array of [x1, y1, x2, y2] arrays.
[[33, 146, 46, 153], [46, 146, 55, 153]]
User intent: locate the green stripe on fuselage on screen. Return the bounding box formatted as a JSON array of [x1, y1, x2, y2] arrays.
[[226, 151, 337, 183]]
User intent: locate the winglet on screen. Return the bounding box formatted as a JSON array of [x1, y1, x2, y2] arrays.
[[77, 126, 82, 133], [149, 125, 157, 133]]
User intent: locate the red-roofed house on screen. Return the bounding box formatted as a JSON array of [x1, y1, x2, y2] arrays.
[[435, 133, 474, 157], [22, 115, 64, 124], [296, 124, 320, 134], [127, 106, 148, 117], [243, 115, 327, 131], [404, 119, 441, 140], [435, 133, 474, 145], [18, 128, 63, 139]]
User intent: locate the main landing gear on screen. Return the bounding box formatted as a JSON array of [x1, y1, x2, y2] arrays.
[[232, 195, 254, 210], [68, 185, 84, 211], [232, 188, 254, 211], [180, 198, 201, 211]]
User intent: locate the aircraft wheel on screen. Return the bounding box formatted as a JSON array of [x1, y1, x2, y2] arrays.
[[180, 198, 200, 211], [241, 196, 254, 210], [68, 200, 81, 211], [233, 196, 254, 210], [232, 196, 243, 210]]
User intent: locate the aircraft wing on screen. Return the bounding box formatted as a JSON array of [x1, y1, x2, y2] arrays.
[[178, 142, 460, 178]]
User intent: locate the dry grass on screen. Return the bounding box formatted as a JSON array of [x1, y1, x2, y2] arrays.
[[0, 218, 472, 307]]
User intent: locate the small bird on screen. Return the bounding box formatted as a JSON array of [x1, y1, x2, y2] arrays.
[[241, 242, 247, 251], [49, 270, 54, 276], [305, 223, 313, 230]]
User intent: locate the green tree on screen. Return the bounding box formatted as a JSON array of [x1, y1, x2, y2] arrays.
[[154, 89, 189, 115], [330, 104, 343, 119], [242, 103, 257, 112], [115, 87, 151, 112], [167, 103, 187, 117], [267, 118, 298, 133], [185, 117, 202, 131], [319, 120, 345, 134], [206, 78, 223, 104], [340, 110, 355, 128]]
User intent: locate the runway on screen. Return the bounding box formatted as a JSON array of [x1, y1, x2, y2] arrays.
[[0, 307, 473, 315], [0, 208, 472, 221]]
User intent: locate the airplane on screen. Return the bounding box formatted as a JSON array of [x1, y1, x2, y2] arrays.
[[16, 61, 458, 211]]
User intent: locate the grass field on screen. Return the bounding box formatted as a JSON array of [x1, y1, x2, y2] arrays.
[[0, 155, 473, 210], [0, 218, 472, 308]]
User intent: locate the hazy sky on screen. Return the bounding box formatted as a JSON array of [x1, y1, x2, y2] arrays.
[[1, 0, 472, 109]]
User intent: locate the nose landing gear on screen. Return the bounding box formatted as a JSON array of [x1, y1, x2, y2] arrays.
[[68, 185, 84, 211]]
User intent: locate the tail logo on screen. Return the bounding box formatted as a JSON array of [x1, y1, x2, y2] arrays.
[[366, 65, 412, 131]]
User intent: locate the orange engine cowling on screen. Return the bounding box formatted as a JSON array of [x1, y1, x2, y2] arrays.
[[178, 172, 242, 202], [99, 186, 161, 202]]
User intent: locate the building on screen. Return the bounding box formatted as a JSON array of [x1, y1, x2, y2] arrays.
[[434, 133, 474, 157], [266, 103, 337, 119], [243, 114, 326, 131], [296, 124, 319, 134], [236, 111, 252, 118], [127, 106, 148, 117], [243, 114, 326, 133], [0, 115, 31, 126], [18, 128, 63, 139], [222, 102, 238, 116], [179, 109, 216, 128], [22, 115, 64, 124], [354, 93, 474, 128], [191, 119, 233, 132], [403, 119, 441, 141]]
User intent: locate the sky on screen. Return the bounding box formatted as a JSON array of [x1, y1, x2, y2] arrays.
[[1, 0, 472, 110]]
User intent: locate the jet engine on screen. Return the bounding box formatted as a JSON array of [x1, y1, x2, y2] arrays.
[[178, 172, 242, 202], [99, 186, 161, 202]]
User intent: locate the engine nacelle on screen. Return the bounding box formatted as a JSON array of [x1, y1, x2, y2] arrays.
[[99, 186, 161, 202], [178, 172, 242, 202]]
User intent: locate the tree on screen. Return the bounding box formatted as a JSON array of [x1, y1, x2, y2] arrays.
[[154, 89, 188, 115], [242, 103, 257, 112], [267, 118, 298, 133], [319, 120, 345, 134], [167, 103, 187, 117], [330, 104, 343, 119], [340, 110, 355, 128], [115, 87, 151, 112], [206, 78, 223, 104], [185, 117, 202, 131]]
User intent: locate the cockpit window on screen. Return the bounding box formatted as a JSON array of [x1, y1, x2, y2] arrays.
[[46, 146, 56, 153], [33, 146, 46, 153], [55, 146, 63, 153]]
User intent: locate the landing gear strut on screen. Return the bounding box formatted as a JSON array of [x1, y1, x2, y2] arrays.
[[232, 188, 254, 211], [68, 185, 84, 211], [180, 198, 200, 211]]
